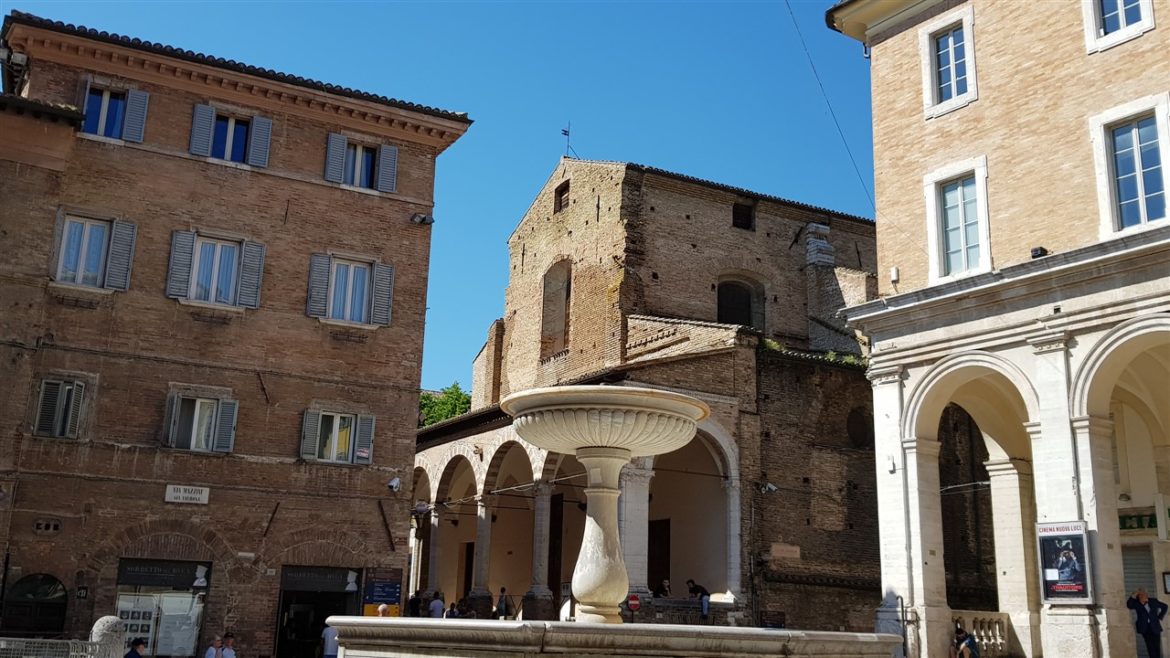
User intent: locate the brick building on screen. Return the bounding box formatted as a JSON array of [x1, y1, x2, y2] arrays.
[[829, 0, 1170, 656], [0, 12, 469, 657], [411, 157, 885, 630]]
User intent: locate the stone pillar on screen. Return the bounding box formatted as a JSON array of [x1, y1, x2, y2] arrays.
[[868, 365, 910, 658], [467, 496, 495, 618], [723, 477, 742, 598], [984, 458, 1041, 658], [523, 481, 556, 620], [408, 521, 422, 597], [425, 510, 441, 598], [903, 436, 951, 658], [620, 463, 654, 598]]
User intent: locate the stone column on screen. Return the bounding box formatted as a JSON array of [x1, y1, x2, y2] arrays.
[[408, 521, 422, 597], [425, 510, 441, 598], [620, 463, 655, 598], [868, 365, 911, 658], [903, 436, 951, 658], [523, 481, 556, 620], [723, 477, 742, 598], [467, 496, 495, 618], [984, 458, 1041, 658]]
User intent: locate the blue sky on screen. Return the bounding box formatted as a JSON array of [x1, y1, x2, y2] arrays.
[[7, 0, 874, 392]]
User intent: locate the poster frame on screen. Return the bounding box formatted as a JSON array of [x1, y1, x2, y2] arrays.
[[1036, 520, 1094, 605]]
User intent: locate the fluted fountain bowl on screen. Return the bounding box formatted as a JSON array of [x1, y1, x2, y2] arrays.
[[500, 385, 710, 457]]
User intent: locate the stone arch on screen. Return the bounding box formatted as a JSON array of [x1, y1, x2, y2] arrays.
[[87, 518, 236, 577], [436, 454, 479, 502], [484, 440, 531, 493], [412, 467, 432, 505], [1070, 313, 1170, 419], [717, 271, 766, 329], [262, 525, 378, 567]]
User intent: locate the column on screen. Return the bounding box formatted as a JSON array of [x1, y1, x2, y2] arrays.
[[523, 481, 556, 620], [868, 365, 911, 658], [468, 496, 495, 618], [619, 464, 654, 598], [425, 509, 441, 597], [984, 458, 1041, 658], [722, 477, 742, 598], [903, 436, 951, 658], [408, 521, 422, 597]]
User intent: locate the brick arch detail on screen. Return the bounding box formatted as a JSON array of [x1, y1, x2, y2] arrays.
[[86, 518, 237, 577], [260, 525, 378, 567]]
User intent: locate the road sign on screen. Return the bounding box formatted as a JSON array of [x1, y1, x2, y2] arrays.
[[627, 594, 641, 611]]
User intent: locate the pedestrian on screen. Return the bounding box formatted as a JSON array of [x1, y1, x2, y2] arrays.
[[124, 637, 148, 658], [377, 603, 390, 617], [686, 579, 710, 620], [949, 627, 979, 658], [1128, 588, 1169, 658], [203, 636, 224, 658], [652, 579, 671, 598], [429, 591, 446, 618], [494, 586, 509, 619], [445, 601, 460, 618], [407, 590, 422, 617], [321, 624, 339, 658], [221, 632, 237, 658]]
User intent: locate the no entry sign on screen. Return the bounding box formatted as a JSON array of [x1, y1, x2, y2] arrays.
[[627, 594, 641, 611]]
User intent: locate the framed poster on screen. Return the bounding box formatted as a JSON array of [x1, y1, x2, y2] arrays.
[[1037, 521, 1093, 604]]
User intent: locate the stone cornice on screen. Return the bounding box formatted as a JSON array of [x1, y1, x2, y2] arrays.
[[5, 23, 470, 152]]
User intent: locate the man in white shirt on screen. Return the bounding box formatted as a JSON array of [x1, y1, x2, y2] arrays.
[[221, 632, 237, 658], [429, 592, 445, 618], [203, 636, 223, 658], [321, 625, 339, 658]]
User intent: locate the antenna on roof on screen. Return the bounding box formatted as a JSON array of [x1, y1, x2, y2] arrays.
[[562, 122, 578, 159]]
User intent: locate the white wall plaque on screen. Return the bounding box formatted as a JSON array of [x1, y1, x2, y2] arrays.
[[165, 485, 210, 505]]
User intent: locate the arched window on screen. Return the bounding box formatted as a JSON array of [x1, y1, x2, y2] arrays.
[[541, 260, 572, 358], [717, 278, 764, 329], [1, 574, 67, 637]]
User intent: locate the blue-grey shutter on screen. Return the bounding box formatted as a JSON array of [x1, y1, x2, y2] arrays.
[[247, 116, 272, 168], [122, 89, 149, 143], [162, 392, 180, 447], [354, 414, 375, 465], [237, 241, 266, 309], [49, 211, 66, 281], [213, 399, 238, 453], [36, 381, 62, 435], [301, 410, 321, 459], [104, 220, 137, 291], [376, 145, 398, 193], [370, 263, 395, 326], [166, 231, 196, 299], [189, 104, 215, 157], [65, 381, 86, 439], [324, 133, 346, 183], [307, 253, 331, 318]]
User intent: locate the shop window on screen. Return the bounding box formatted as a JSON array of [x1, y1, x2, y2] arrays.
[[116, 559, 211, 658]]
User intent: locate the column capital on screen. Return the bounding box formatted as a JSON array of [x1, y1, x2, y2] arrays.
[[532, 481, 555, 497], [620, 465, 655, 488], [1070, 414, 1113, 435], [476, 495, 498, 511], [984, 458, 1033, 478], [721, 477, 741, 492], [1023, 420, 1043, 440], [1026, 330, 1069, 354], [868, 364, 905, 386], [903, 437, 941, 457]]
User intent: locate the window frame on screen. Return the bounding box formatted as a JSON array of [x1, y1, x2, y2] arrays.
[[83, 88, 127, 139], [34, 378, 85, 439], [56, 215, 111, 288], [923, 156, 991, 285], [917, 5, 978, 120], [553, 181, 570, 214], [732, 203, 756, 231], [211, 113, 250, 163], [1081, 0, 1156, 53], [189, 236, 242, 306], [176, 397, 220, 453], [316, 411, 357, 463], [326, 257, 373, 325], [1090, 93, 1170, 239], [343, 142, 379, 189]]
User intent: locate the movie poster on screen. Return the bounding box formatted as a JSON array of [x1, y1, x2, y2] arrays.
[[1037, 521, 1093, 604]]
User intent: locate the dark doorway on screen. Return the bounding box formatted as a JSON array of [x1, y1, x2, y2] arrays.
[[1, 573, 67, 638], [275, 567, 360, 658], [648, 519, 671, 593], [548, 493, 564, 607], [460, 542, 475, 599]]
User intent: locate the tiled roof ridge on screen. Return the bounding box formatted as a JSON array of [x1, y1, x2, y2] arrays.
[[3, 11, 472, 124], [626, 313, 755, 331]]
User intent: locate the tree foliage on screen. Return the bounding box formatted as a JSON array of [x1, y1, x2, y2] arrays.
[[419, 382, 471, 427]]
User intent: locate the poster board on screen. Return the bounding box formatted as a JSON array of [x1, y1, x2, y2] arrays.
[[1036, 520, 1093, 604]]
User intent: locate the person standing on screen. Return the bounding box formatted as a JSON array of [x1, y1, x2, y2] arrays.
[[1128, 588, 1169, 658], [321, 625, 339, 658], [221, 632, 237, 658], [686, 579, 710, 620], [203, 636, 224, 658], [124, 638, 148, 658], [429, 592, 446, 618], [949, 627, 979, 658], [376, 603, 390, 617], [445, 601, 460, 619], [407, 590, 422, 617], [495, 587, 509, 619]]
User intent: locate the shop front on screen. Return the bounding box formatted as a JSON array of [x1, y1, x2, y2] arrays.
[[275, 566, 361, 658], [115, 559, 211, 658]]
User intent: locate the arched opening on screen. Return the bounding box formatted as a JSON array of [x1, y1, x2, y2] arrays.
[[939, 403, 997, 611], [1, 573, 67, 637], [484, 441, 536, 616], [435, 456, 478, 605], [717, 276, 764, 329], [540, 260, 572, 359]]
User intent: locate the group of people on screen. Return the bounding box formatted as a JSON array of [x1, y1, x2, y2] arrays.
[[650, 578, 712, 620], [403, 586, 511, 619], [124, 632, 237, 658]]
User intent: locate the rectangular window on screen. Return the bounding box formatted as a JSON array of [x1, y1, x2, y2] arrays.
[[190, 237, 240, 305], [554, 181, 570, 213], [1099, 0, 1143, 34], [343, 143, 378, 189], [211, 115, 250, 163], [732, 203, 755, 230], [1083, 0, 1155, 52], [83, 88, 126, 139], [328, 259, 371, 324], [57, 217, 110, 288], [918, 6, 977, 118], [934, 26, 967, 104], [939, 175, 980, 276], [1110, 116, 1165, 229], [35, 379, 85, 438], [316, 412, 355, 463], [173, 397, 219, 452]]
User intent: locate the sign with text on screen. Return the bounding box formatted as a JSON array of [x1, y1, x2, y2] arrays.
[[165, 485, 209, 505], [1036, 521, 1093, 604]]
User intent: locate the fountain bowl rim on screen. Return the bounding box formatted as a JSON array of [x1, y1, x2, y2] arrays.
[[500, 385, 710, 422]]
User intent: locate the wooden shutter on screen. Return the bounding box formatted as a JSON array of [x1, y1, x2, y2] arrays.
[[370, 263, 395, 326], [237, 241, 266, 309], [306, 253, 331, 318], [49, 210, 66, 281], [122, 89, 150, 143], [165, 231, 196, 299], [77, 75, 92, 117], [213, 399, 238, 453], [376, 145, 398, 193], [354, 414, 375, 465], [65, 381, 86, 439], [104, 220, 137, 291], [161, 392, 181, 447], [36, 380, 62, 435], [189, 104, 215, 156], [301, 410, 321, 459], [324, 133, 347, 183], [247, 116, 272, 168]]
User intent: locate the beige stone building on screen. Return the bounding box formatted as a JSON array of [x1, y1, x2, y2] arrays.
[[0, 11, 469, 657], [828, 0, 1169, 656], [412, 158, 886, 630]]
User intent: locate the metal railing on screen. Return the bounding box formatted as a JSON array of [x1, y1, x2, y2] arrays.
[[0, 638, 116, 658], [951, 610, 1009, 657]]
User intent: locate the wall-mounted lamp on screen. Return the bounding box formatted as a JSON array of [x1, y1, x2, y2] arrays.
[[1030, 247, 1049, 259], [411, 214, 435, 225]]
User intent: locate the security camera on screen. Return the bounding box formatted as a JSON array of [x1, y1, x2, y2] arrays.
[[410, 213, 435, 225], [762, 483, 778, 494], [387, 477, 402, 493]]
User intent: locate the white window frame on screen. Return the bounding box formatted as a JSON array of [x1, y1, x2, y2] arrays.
[[1089, 93, 1170, 239], [179, 397, 219, 453], [213, 114, 249, 163], [918, 5, 978, 120], [1081, 0, 1156, 53], [190, 236, 241, 306], [85, 88, 126, 138], [923, 156, 991, 284], [327, 258, 373, 324], [317, 411, 356, 463], [56, 216, 111, 288], [344, 143, 378, 189]]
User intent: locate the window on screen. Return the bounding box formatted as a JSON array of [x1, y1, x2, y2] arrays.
[[189, 104, 271, 168], [717, 278, 764, 328], [164, 391, 237, 453], [540, 260, 572, 358], [324, 133, 398, 193], [918, 6, 978, 119], [306, 254, 395, 326], [212, 114, 250, 163], [53, 214, 137, 291], [554, 181, 570, 214], [1082, 0, 1155, 52], [1090, 94, 1170, 237], [166, 231, 266, 308], [83, 88, 125, 139], [35, 379, 86, 439], [732, 203, 755, 230], [300, 410, 375, 464], [923, 156, 990, 283]]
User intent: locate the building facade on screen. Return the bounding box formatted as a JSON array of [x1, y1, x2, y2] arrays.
[[412, 158, 886, 630], [0, 12, 469, 658], [828, 0, 1169, 657]]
